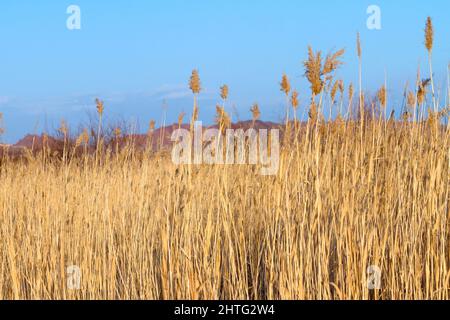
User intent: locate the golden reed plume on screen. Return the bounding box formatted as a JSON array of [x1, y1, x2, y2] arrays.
[[148, 120, 156, 137], [291, 91, 299, 110], [189, 69, 201, 94], [220, 85, 229, 101], [417, 78, 431, 105], [95, 98, 104, 116], [215, 105, 231, 134], [189, 70, 201, 131], [330, 81, 339, 104], [114, 127, 122, 139], [425, 17, 434, 53], [356, 32, 362, 59], [280, 74, 291, 96], [304, 47, 344, 96], [377, 85, 387, 108], [178, 112, 185, 127], [250, 103, 261, 122], [304, 47, 323, 95]]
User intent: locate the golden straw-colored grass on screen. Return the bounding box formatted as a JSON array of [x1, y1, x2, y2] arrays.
[[0, 16, 448, 301], [0, 121, 448, 300]]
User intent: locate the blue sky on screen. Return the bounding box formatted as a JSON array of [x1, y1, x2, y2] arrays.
[[0, 0, 449, 143]]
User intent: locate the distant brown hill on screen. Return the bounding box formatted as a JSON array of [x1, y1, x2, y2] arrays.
[[15, 134, 61, 150], [2, 120, 283, 155], [139, 120, 281, 150], [1, 134, 61, 158]]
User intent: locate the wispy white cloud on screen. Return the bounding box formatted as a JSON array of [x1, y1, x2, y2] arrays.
[[147, 84, 216, 101], [147, 84, 191, 101], [0, 96, 11, 105], [159, 89, 192, 100], [1, 84, 219, 117]]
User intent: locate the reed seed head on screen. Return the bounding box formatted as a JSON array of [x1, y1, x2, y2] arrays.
[[330, 81, 339, 104], [356, 32, 362, 59], [304, 47, 344, 96], [402, 111, 410, 122], [58, 120, 68, 137], [323, 49, 345, 75], [304, 47, 323, 95], [114, 127, 122, 139], [75, 134, 83, 148], [338, 80, 344, 96], [348, 83, 354, 101], [178, 112, 185, 126], [220, 85, 229, 101], [189, 69, 201, 94], [377, 85, 387, 108], [76, 129, 89, 148], [95, 98, 104, 117], [427, 108, 437, 127], [425, 17, 434, 53], [215, 105, 231, 134], [417, 79, 431, 104], [280, 74, 291, 95], [148, 120, 156, 137], [81, 128, 89, 145], [309, 99, 318, 122], [250, 103, 261, 122], [407, 91, 416, 108], [291, 91, 299, 110]]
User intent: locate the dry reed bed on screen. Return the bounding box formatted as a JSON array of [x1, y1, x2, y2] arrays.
[[0, 15, 448, 301], [0, 122, 448, 300]]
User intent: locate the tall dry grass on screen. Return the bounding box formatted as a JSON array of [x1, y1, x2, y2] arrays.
[[0, 16, 449, 300], [0, 119, 448, 300]]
